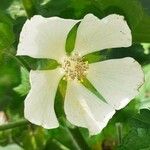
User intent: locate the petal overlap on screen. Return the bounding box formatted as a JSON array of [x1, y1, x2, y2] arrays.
[[64, 81, 115, 135]]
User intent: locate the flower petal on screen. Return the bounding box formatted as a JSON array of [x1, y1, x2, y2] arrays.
[[74, 14, 132, 56], [64, 81, 115, 135], [87, 57, 144, 110], [17, 15, 79, 62], [24, 68, 64, 128]]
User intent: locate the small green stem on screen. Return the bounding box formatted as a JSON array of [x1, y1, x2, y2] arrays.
[[60, 118, 90, 150], [64, 126, 82, 150], [0, 119, 28, 131], [65, 127, 90, 150], [0, 119, 90, 150], [52, 139, 70, 150], [116, 122, 123, 145]]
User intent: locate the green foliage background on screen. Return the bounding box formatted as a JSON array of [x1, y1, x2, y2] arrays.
[[0, 0, 150, 150]]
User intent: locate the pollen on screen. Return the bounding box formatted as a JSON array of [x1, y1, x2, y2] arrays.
[[62, 53, 89, 81]]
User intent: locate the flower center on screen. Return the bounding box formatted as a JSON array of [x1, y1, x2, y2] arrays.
[[62, 53, 89, 80]]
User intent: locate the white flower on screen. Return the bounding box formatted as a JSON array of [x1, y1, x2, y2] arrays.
[[17, 14, 144, 135], [0, 111, 8, 125]]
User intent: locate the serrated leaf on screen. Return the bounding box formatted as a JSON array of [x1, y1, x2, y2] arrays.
[[129, 109, 150, 128], [117, 129, 150, 150], [118, 109, 150, 150]]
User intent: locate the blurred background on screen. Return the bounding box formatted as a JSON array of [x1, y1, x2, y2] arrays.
[[0, 0, 150, 149]]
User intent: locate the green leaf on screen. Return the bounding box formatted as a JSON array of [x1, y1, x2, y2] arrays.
[[0, 10, 13, 25], [14, 67, 30, 96], [45, 127, 75, 150], [82, 50, 108, 64], [35, 59, 59, 70], [38, 0, 73, 18], [0, 0, 12, 10], [139, 0, 150, 15], [133, 14, 150, 43], [117, 109, 150, 150], [106, 44, 150, 65], [65, 22, 80, 54], [22, 0, 37, 18], [117, 129, 150, 150], [83, 44, 150, 64], [137, 64, 150, 109], [82, 78, 107, 103], [19, 56, 59, 70], [0, 22, 15, 50], [98, 0, 144, 28], [0, 10, 14, 50], [13, 57, 60, 96], [54, 77, 67, 119], [129, 109, 150, 128]]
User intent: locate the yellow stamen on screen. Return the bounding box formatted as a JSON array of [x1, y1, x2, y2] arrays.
[[62, 53, 89, 81]]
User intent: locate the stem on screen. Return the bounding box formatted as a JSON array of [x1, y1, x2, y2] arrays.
[[52, 139, 70, 150], [0, 119, 90, 150], [0, 119, 28, 131], [65, 127, 90, 150], [116, 122, 123, 145], [60, 118, 90, 150], [64, 126, 82, 150]]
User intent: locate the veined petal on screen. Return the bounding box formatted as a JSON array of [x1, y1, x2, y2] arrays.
[[17, 15, 79, 62], [87, 57, 144, 110], [64, 81, 115, 135], [74, 14, 131, 56], [24, 68, 64, 128]]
